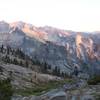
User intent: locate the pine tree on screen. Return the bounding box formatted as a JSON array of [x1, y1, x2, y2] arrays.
[[53, 66, 58, 75], [48, 65, 51, 69], [25, 60, 29, 67], [5, 55, 10, 63], [57, 68, 60, 76], [44, 62, 47, 73], [1, 44, 4, 53], [53, 66, 61, 76], [19, 60, 23, 66], [7, 46, 10, 55], [61, 72, 64, 77], [13, 58, 18, 65]]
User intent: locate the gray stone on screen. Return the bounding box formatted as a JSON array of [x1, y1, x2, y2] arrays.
[[81, 95, 94, 100]]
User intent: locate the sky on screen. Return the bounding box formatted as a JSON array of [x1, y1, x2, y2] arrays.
[[0, 0, 100, 32]]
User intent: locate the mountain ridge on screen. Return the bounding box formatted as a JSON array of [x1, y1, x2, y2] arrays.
[[0, 20, 100, 76]]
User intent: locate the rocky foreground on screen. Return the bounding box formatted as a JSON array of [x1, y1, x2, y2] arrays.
[[0, 62, 100, 100], [12, 82, 100, 100], [0, 60, 100, 100]]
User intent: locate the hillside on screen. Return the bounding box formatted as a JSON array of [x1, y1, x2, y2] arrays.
[[0, 21, 99, 100], [0, 45, 64, 99], [0, 21, 99, 76]]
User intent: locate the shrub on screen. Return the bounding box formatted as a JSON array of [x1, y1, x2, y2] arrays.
[[87, 75, 100, 85], [0, 78, 13, 100]]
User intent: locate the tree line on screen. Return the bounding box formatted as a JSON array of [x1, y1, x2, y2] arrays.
[[0, 44, 68, 78]]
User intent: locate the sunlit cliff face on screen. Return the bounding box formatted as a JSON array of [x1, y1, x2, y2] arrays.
[[10, 22, 47, 43], [75, 32, 100, 61], [76, 33, 82, 45], [76, 33, 83, 59], [75, 33, 93, 60]]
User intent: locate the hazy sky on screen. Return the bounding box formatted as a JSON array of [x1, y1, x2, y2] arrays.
[[0, 0, 100, 32]]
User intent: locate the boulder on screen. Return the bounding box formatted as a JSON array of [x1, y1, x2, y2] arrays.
[[36, 89, 67, 100]]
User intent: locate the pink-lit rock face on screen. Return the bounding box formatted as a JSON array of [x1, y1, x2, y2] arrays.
[[10, 21, 47, 43], [75, 32, 100, 62], [76, 33, 83, 59]]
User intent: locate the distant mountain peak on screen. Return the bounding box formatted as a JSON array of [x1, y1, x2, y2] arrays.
[[10, 21, 25, 29]]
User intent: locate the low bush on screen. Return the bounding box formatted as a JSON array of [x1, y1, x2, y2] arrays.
[[87, 75, 100, 85], [0, 78, 13, 100]]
